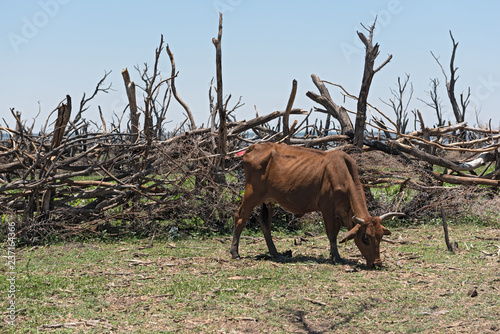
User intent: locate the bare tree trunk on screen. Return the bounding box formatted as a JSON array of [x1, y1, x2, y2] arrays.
[[166, 44, 197, 130], [416, 110, 431, 153], [98, 106, 107, 134], [283, 79, 298, 144], [446, 32, 463, 123], [212, 12, 226, 168], [42, 95, 72, 219], [121, 68, 139, 144], [11, 109, 23, 143], [121, 68, 141, 176], [354, 21, 392, 148], [51, 95, 72, 149]]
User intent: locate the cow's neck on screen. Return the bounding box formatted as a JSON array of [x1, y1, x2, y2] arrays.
[[348, 179, 371, 220]]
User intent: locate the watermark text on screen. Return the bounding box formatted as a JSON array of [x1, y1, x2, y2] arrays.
[[5, 220, 17, 326], [7, 0, 71, 53]]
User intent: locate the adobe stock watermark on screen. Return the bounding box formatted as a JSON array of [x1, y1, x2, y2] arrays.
[[340, 0, 405, 63], [5, 219, 17, 326], [469, 74, 500, 110], [213, 0, 243, 14], [110, 92, 130, 116], [7, 0, 71, 54]]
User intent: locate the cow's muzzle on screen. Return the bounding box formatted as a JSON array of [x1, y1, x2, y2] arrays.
[[367, 259, 383, 269]]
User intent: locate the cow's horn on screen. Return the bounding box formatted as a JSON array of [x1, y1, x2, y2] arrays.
[[379, 212, 405, 221], [352, 216, 365, 225]]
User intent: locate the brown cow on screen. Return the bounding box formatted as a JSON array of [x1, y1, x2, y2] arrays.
[[230, 142, 403, 268]]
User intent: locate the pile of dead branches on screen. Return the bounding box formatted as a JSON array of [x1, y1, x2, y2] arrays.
[[1, 15, 499, 243]]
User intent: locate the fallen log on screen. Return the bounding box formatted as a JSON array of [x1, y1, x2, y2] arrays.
[[228, 108, 307, 136], [289, 134, 350, 147], [431, 172, 500, 186], [163, 109, 307, 144], [388, 140, 498, 172], [401, 122, 468, 140]]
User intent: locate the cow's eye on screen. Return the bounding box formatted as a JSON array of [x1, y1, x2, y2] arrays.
[[361, 233, 369, 245]]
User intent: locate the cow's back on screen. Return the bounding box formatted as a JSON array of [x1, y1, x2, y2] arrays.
[[242, 142, 329, 178], [242, 143, 354, 214]]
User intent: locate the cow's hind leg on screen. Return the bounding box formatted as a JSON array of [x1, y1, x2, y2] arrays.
[[230, 191, 260, 259], [260, 203, 280, 258]]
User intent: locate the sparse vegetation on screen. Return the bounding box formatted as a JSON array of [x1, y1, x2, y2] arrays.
[[2, 223, 498, 333]]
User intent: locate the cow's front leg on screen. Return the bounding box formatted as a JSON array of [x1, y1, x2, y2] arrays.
[[260, 203, 280, 258], [322, 213, 345, 264]]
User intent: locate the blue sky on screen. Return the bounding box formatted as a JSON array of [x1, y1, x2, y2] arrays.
[[1, 0, 500, 132]]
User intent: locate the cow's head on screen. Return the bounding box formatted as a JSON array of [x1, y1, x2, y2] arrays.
[[340, 213, 404, 268]]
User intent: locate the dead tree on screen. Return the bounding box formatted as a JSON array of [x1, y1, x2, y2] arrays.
[[136, 35, 175, 154], [354, 20, 392, 147], [40, 95, 72, 219], [166, 44, 196, 130], [306, 74, 353, 135], [283, 79, 298, 144], [51, 95, 72, 149], [419, 78, 444, 127], [381, 74, 412, 135], [431, 31, 470, 125], [122, 35, 178, 155], [122, 68, 139, 144], [212, 12, 226, 167]]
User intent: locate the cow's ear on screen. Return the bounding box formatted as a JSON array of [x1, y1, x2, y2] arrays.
[[381, 225, 391, 236], [340, 224, 361, 243]]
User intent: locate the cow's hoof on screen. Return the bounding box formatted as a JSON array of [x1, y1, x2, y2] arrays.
[[270, 250, 292, 261], [331, 257, 347, 265]]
